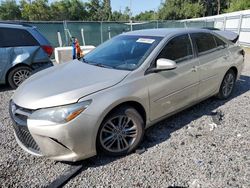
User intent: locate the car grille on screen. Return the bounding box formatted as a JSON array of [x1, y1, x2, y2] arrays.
[[9, 101, 40, 153]]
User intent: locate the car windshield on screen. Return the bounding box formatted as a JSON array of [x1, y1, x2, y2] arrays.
[[83, 35, 163, 71]]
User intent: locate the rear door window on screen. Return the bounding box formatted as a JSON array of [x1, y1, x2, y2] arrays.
[[214, 35, 227, 49], [158, 34, 193, 63], [191, 33, 217, 55], [0, 27, 39, 48]]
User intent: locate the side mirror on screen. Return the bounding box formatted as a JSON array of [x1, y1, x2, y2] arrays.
[[156, 58, 177, 71]]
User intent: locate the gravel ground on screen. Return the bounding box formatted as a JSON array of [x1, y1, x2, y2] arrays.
[[0, 49, 250, 188]]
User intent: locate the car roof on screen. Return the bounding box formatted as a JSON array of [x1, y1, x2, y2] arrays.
[[0, 22, 33, 29], [123, 28, 210, 37]]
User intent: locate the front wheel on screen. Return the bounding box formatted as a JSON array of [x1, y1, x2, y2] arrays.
[[97, 106, 144, 156], [217, 69, 236, 99]]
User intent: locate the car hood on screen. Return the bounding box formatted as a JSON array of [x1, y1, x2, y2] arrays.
[[12, 60, 129, 109]]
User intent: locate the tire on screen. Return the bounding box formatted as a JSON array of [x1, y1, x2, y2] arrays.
[[7, 66, 32, 89], [217, 69, 236, 99], [97, 106, 144, 156]]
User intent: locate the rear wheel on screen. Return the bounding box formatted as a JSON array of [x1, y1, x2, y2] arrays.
[[7, 66, 32, 89], [97, 106, 144, 156], [217, 69, 236, 99]]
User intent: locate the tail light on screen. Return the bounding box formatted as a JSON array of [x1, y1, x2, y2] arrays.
[[42, 45, 53, 57]]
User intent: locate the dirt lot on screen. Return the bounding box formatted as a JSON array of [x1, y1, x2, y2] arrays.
[[0, 48, 249, 188]]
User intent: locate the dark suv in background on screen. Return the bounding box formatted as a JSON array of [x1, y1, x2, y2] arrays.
[[0, 23, 53, 89]]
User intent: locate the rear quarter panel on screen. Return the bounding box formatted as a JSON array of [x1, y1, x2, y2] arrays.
[[211, 44, 244, 95], [0, 46, 50, 84], [227, 45, 244, 80], [27, 28, 51, 63]]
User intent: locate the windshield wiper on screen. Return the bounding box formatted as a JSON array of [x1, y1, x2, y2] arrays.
[[93, 63, 115, 69], [82, 59, 115, 69], [82, 58, 89, 64]]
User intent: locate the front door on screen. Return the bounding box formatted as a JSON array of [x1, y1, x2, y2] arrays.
[[145, 34, 200, 121]]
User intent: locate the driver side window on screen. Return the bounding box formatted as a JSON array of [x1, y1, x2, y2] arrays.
[[158, 34, 193, 63]]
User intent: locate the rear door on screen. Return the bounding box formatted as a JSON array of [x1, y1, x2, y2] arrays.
[[0, 47, 8, 82], [191, 32, 229, 99], [0, 28, 40, 62], [0, 27, 11, 82], [146, 34, 199, 120]]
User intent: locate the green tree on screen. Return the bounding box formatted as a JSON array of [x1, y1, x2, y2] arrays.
[[158, 0, 203, 20], [182, 1, 204, 18], [134, 10, 156, 21], [158, 0, 232, 19], [0, 0, 21, 20], [2, 0, 248, 22], [103, 0, 112, 21], [86, 0, 103, 21], [121, 6, 131, 21], [20, 0, 51, 21], [226, 0, 250, 12], [50, 0, 68, 20], [111, 10, 124, 21], [200, 0, 229, 16], [50, 0, 88, 21], [110, 7, 133, 21], [86, 0, 112, 21]]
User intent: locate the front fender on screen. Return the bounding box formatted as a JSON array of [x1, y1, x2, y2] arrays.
[[78, 76, 150, 151]]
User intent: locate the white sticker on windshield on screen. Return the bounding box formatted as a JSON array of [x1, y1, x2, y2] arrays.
[[136, 38, 155, 44]]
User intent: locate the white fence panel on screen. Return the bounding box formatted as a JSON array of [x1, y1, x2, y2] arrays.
[[225, 17, 239, 29], [239, 32, 250, 46], [214, 20, 224, 29], [242, 16, 250, 28]]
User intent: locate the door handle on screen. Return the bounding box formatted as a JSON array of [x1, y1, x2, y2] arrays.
[[191, 66, 198, 72]]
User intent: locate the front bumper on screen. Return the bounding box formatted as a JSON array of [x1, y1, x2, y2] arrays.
[[9, 101, 98, 161]]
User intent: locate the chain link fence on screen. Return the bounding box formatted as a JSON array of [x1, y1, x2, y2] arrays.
[[22, 20, 214, 48]]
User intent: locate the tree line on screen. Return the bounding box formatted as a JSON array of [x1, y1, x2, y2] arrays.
[[0, 0, 249, 21]]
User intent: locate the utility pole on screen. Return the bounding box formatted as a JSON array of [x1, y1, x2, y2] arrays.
[[217, 0, 221, 15], [129, 0, 132, 19], [129, 0, 132, 31], [154, 8, 156, 20]]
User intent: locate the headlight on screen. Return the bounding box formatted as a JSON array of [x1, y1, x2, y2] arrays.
[[29, 100, 92, 124]]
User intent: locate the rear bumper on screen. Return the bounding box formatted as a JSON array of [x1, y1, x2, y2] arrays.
[[31, 61, 53, 73]]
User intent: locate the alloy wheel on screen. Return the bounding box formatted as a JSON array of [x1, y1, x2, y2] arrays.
[[100, 115, 138, 153], [222, 72, 235, 97], [13, 69, 31, 86]]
